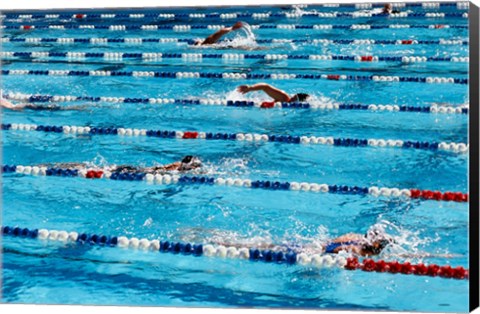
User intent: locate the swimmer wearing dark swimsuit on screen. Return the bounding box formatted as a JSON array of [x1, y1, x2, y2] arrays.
[[322, 227, 394, 256], [24, 104, 62, 111], [323, 238, 390, 256], [324, 241, 362, 254], [1, 98, 86, 111], [236, 83, 309, 108], [114, 155, 202, 174], [44, 156, 203, 175]]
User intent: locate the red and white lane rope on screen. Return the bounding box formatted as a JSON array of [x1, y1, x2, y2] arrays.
[[1, 225, 469, 280], [2, 164, 469, 203]]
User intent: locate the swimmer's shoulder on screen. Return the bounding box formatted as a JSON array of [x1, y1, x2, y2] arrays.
[[332, 233, 363, 242]]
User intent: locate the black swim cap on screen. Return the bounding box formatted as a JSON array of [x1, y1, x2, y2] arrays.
[[292, 93, 310, 102], [181, 156, 194, 163]]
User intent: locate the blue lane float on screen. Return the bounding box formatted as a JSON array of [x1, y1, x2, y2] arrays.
[[0, 224, 304, 266]]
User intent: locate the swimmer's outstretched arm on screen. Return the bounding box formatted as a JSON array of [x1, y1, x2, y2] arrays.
[[36, 162, 86, 169], [143, 162, 181, 173], [199, 21, 243, 45], [237, 83, 291, 102], [56, 104, 90, 111], [1, 98, 89, 111], [27, 103, 90, 111], [0, 98, 26, 110]]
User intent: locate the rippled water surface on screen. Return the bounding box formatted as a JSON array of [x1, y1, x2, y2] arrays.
[[0, 3, 470, 312]]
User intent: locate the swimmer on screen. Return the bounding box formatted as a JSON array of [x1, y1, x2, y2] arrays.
[[184, 225, 394, 257], [180, 225, 463, 259], [321, 227, 393, 256], [41, 156, 203, 174], [382, 3, 401, 14], [194, 21, 245, 46], [0, 97, 86, 111], [236, 83, 310, 108]]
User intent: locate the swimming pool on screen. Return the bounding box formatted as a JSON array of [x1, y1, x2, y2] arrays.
[[0, 2, 470, 312]]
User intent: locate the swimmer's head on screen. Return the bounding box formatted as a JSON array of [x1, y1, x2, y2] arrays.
[[179, 155, 202, 171], [232, 21, 244, 31], [193, 39, 203, 46], [362, 239, 390, 255], [362, 225, 394, 255], [383, 3, 393, 13], [291, 93, 310, 102]]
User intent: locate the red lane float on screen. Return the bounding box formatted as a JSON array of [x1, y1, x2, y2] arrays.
[[361, 56, 374, 62], [86, 170, 104, 179], [410, 189, 468, 202], [182, 131, 199, 139], [401, 40, 414, 45], [261, 101, 275, 109], [327, 75, 341, 80], [345, 258, 468, 280]]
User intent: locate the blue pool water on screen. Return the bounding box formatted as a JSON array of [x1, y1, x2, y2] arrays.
[[0, 3, 470, 312]]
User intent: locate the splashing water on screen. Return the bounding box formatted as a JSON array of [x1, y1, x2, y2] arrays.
[[86, 154, 110, 168], [370, 220, 443, 263], [290, 4, 309, 16], [191, 22, 258, 50], [306, 94, 340, 107], [216, 22, 258, 49], [197, 157, 281, 179], [174, 218, 449, 261]]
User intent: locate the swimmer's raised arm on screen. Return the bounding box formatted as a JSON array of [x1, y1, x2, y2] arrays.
[[237, 83, 291, 102], [196, 21, 244, 45]]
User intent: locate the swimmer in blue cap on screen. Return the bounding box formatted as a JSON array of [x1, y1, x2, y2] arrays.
[[194, 21, 245, 46]]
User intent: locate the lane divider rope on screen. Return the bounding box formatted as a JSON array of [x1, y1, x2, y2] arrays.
[[1, 37, 469, 46], [1, 225, 469, 279], [1, 123, 469, 153], [1, 23, 469, 32], [0, 11, 469, 21], [0, 51, 469, 63], [1, 164, 469, 202], [0, 2, 469, 19], [3, 92, 469, 115], [1, 69, 468, 85]]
